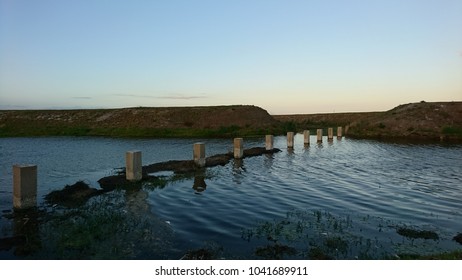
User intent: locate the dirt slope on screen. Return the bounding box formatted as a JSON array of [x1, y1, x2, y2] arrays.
[[347, 101, 462, 141]]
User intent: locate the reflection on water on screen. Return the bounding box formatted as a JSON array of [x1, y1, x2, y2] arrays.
[[11, 210, 40, 257], [193, 174, 207, 194], [1, 136, 461, 259]]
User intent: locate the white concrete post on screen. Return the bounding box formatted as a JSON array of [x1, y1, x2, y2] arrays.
[[126, 150, 142, 181], [303, 130, 310, 145], [193, 143, 206, 167], [234, 138, 244, 159], [287, 132, 294, 149], [328, 127, 334, 140], [13, 165, 37, 210], [265, 135, 274, 150], [317, 129, 323, 142], [337, 126, 343, 138]]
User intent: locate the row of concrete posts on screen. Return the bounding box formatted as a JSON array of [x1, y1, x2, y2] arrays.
[[287, 127, 343, 148], [11, 127, 344, 210]]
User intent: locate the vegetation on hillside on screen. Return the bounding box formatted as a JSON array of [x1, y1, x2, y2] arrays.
[[346, 101, 462, 141], [1, 102, 461, 141], [0, 105, 282, 138]]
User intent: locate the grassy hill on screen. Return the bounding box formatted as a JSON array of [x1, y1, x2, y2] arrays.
[[1, 102, 461, 141], [0, 105, 280, 138], [273, 112, 380, 132], [346, 101, 462, 141]]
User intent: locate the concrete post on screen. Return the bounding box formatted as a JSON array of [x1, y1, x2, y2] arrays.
[[126, 151, 142, 181], [328, 127, 334, 140], [303, 130, 310, 145], [265, 135, 274, 150], [345, 125, 349, 135], [13, 165, 37, 210], [317, 129, 323, 142], [193, 143, 206, 167], [234, 138, 244, 159], [287, 132, 294, 149], [337, 126, 343, 138]]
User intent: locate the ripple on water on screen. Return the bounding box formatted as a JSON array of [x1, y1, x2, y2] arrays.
[[1, 136, 461, 259]]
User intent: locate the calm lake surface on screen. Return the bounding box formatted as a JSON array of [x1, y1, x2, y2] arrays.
[[1, 136, 461, 259]]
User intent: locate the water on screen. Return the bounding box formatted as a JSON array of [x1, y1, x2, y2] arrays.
[[1, 136, 461, 259]]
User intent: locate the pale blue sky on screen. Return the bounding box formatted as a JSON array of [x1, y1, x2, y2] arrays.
[[1, 0, 461, 114]]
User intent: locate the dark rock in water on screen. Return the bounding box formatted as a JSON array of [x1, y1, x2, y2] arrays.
[[453, 233, 462, 245], [98, 175, 131, 191], [0, 235, 27, 251], [143, 146, 280, 174], [144, 160, 197, 174], [244, 147, 281, 157], [205, 153, 233, 167], [45, 181, 103, 207], [396, 227, 439, 240]]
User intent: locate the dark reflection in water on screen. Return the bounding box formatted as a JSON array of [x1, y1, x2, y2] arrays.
[[231, 159, 245, 186], [193, 174, 207, 194], [263, 154, 274, 169], [12, 210, 40, 257]]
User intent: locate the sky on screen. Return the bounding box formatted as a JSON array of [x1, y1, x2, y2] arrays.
[[0, 0, 461, 114]]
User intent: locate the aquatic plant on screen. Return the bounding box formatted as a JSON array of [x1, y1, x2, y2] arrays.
[[241, 209, 457, 260], [34, 191, 174, 259]]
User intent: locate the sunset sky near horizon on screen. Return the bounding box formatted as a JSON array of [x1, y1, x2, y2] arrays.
[[1, 0, 461, 114]]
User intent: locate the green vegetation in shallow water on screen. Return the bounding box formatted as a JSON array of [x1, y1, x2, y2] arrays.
[[180, 241, 224, 260], [242, 209, 458, 259], [255, 244, 297, 259], [397, 250, 462, 260], [33, 191, 174, 259]]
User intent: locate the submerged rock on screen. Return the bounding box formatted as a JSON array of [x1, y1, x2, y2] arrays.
[[97, 175, 132, 191], [453, 233, 462, 245], [205, 153, 233, 167], [143, 147, 281, 174], [144, 160, 197, 174], [396, 227, 439, 240], [244, 147, 281, 157], [45, 181, 103, 207]]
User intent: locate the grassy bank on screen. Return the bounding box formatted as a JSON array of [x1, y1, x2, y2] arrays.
[[1, 102, 461, 141], [0, 106, 282, 138], [0, 123, 282, 138]]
